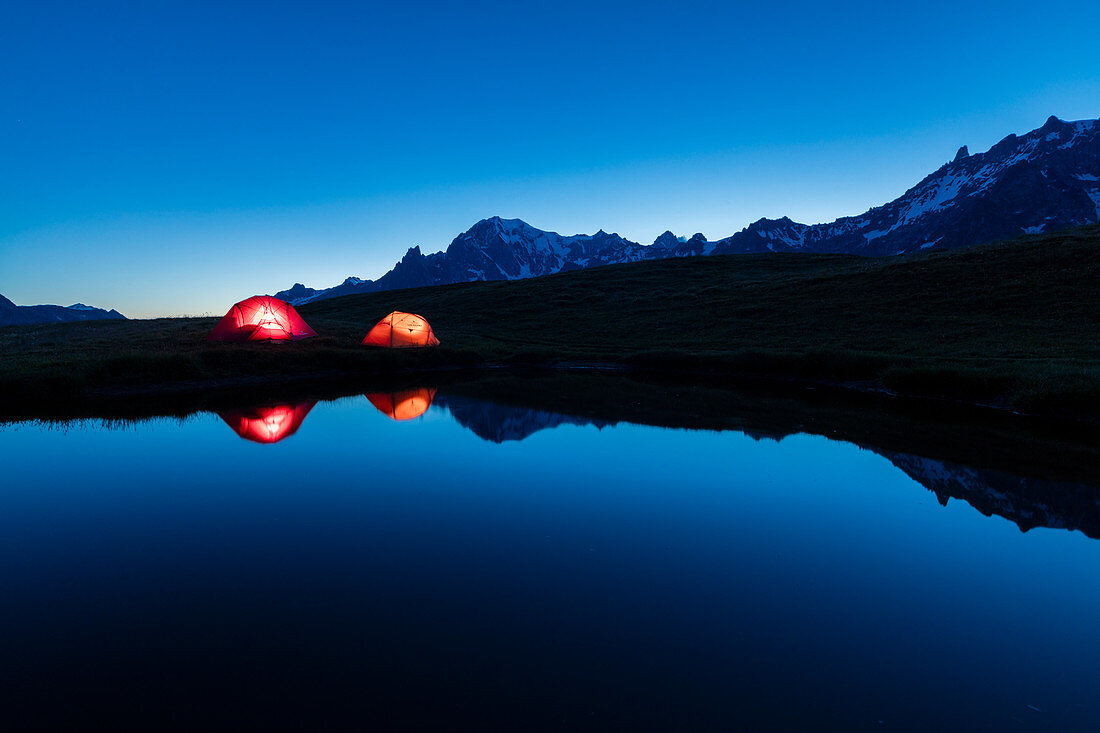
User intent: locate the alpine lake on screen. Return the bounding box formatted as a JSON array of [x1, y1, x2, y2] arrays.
[[1, 373, 1098, 731]]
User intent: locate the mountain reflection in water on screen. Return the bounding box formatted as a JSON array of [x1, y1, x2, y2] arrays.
[[217, 401, 316, 444], [3, 381, 1099, 729], [883, 452, 1100, 537], [433, 392, 608, 442], [203, 386, 1100, 539]]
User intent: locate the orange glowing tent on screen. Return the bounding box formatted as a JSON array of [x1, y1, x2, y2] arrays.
[[361, 311, 440, 348], [218, 402, 317, 443], [207, 295, 317, 342], [366, 388, 437, 421]]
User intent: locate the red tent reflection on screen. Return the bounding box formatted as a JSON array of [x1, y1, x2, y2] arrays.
[[218, 402, 317, 443], [366, 388, 437, 421]]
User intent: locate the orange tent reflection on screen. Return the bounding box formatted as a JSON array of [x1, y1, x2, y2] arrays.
[[366, 388, 437, 421], [218, 402, 317, 443]]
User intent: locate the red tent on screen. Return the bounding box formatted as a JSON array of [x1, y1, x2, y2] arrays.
[[218, 402, 317, 443], [366, 388, 437, 421], [361, 311, 440, 348], [207, 295, 317, 342]]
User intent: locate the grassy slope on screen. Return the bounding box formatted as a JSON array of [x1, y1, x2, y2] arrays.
[[306, 222, 1100, 411], [2, 223, 1098, 415]]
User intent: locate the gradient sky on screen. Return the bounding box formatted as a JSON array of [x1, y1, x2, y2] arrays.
[[2, 0, 1099, 317]]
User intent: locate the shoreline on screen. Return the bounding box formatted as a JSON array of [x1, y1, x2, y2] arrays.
[[0, 355, 1094, 421], [4, 223, 1098, 423], [4, 361, 1100, 488]]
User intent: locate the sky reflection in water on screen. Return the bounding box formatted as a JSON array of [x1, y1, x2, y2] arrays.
[[0, 394, 1097, 729]]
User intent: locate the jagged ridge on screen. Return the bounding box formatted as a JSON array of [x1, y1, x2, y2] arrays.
[[277, 115, 1100, 304]]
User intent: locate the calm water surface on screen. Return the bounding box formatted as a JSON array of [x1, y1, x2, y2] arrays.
[[1, 392, 1097, 730]]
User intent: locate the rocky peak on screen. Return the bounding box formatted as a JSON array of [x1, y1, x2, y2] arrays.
[[1039, 114, 1065, 134], [953, 145, 969, 163], [273, 282, 322, 304], [747, 216, 798, 232], [461, 217, 539, 245], [652, 230, 679, 248], [989, 132, 1019, 156], [463, 217, 504, 240]]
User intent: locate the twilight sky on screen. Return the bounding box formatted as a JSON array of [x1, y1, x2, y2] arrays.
[[2, 0, 1099, 318]]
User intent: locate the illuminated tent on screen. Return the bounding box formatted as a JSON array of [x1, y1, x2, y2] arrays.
[[218, 402, 317, 443], [361, 311, 440, 348], [207, 295, 317, 342], [366, 388, 437, 421]]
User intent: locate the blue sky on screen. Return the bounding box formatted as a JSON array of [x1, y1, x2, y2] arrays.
[[2, 0, 1098, 317]]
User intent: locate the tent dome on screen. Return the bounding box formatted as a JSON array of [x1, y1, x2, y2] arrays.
[[207, 295, 317, 342], [366, 388, 437, 421], [361, 311, 440, 348]]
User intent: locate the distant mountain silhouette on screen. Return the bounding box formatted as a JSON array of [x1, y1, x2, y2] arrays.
[[277, 115, 1100, 304], [0, 293, 126, 327]]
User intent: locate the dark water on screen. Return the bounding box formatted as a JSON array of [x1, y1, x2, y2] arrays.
[[1, 389, 1097, 730]]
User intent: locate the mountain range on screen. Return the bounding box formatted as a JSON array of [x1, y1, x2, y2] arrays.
[[278, 115, 1100, 304], [0, 293, 126, 327]]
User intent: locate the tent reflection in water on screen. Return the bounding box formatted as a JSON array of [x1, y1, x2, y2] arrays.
[[361, 311, 440, 348], [207, 295, 317, 342], [366, 388, 437, 421], [218, 402, 317, 443]]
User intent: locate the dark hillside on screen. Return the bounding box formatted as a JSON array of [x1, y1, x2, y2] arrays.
[[2, 224, 1098, 416], [301, 223, 1100, 410]]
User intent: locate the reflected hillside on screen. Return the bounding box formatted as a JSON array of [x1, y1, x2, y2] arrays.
[[218, 402, 316, 444]]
